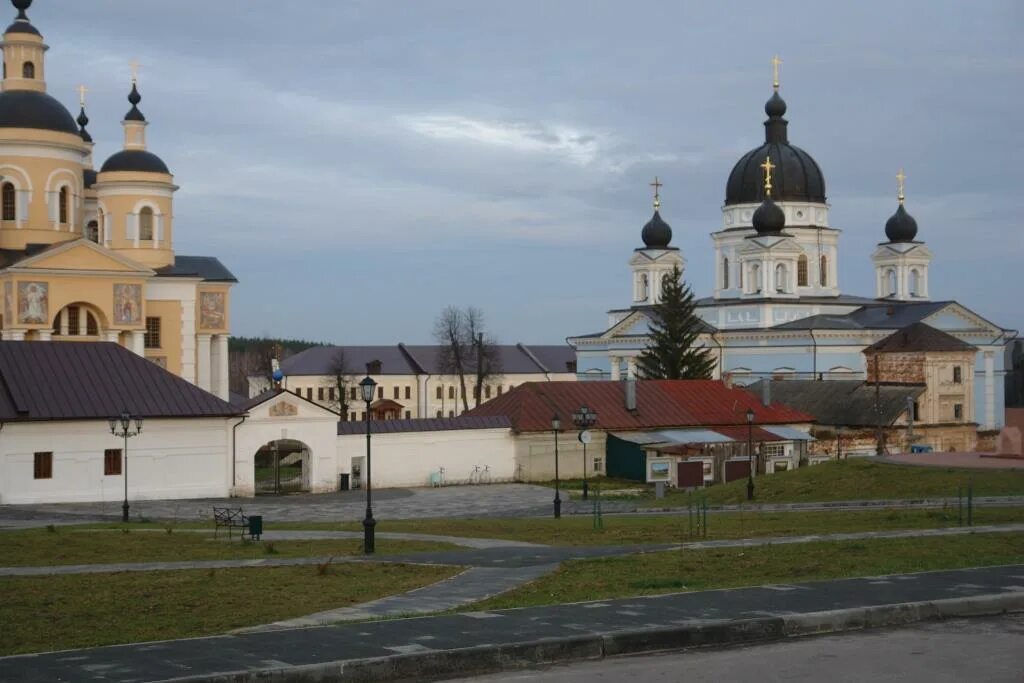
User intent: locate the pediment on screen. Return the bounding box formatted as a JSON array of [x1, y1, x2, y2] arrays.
[[629, 249, 683, 266], [246, 390, 339, 421], [872, 242, 932, 259], [738, 234, 801, 255], [5, 239, 154, 276], [923, 303, 1005, 336]]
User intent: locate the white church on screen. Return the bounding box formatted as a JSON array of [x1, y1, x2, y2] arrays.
[[569, 72, 1014, 431]]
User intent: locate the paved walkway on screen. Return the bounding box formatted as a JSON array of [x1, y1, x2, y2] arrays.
[[3, 564, 1022, 683], [880, 452, 1024, 469]]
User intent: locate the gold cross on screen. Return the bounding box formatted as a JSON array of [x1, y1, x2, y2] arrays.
[[760, 156, 775, 196], [129, 59, 141, 84], [77, 84, 88, 108], [896, 168, 906, 204], [650, 176, 662, 210], [771, 55, 783, 90]]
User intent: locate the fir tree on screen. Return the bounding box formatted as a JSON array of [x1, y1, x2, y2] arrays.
[[636, 266, 715, 379]]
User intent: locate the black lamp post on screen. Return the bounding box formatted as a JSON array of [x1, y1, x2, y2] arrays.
[[552, 414, 562, 519], [572, 405, 597, 501], [746, 408, 755, 501], [360, 375, 377, 554], [108, 411, 143, 523]]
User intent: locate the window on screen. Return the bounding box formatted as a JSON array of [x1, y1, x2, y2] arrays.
[[485, 385, 491, 399], [58, 186, 69, 224], [1, 182, 14, 221], [912, 401, 920, 421], [820, 255, 828, 287], [393, 386, 399, 400], [306, 387, 312, 400], [318, 387, 325, 401], [405, 386, 411, 400], [473, 386, 480, 399], [593, 457, 603, 473], [448, 410, 455, 418], [294, 388, 301, 396], [66, 306, 80, 336], [328, 387, 336, 401], [144, 317, 161, 348], [86, 220, 99, 242], [722, 257, 730, 289], [774, 263, 787, 293], [497, 385, 503, 396], [739, 262, 744, 289], [639, 273, 649, 301], [33, 452, 52, 479], [86, 311, 98, 336], [350, 411, 356, 421], [22, 61, 34, 79], [436, 410, 443, 418], [436, 386, 443, 400], [360, 411, 366, 420], [104, 449, 122, 476], [909, 269, 920, 296], [448, 386, 455, 400], [953, 366, 962, 384], [377, 386, 383, 399], [751, 263, 761, 293], [797, 254, 808, 286], [404, 410, 411, 419], [350, 387, 357, 400], [954, 403, 963, 420], [886, 269, 897, 296], [139, 207, 154, 240]]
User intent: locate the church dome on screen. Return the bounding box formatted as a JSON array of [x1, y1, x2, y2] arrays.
[[885, 203, 918, 242], [641, 210, 672, 248], [0, 90, 78, 135], [100, 149, 170, 174], [725, 91, 826, 206], [4, 0, 38, 35], [752, 196, 786, 235]]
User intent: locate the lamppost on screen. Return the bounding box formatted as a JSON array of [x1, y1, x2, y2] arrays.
[[359, 375, 377, 554], [572, 405, 597, 501], [108, 411, 143, 523], [746, 408, 755, 501], [552, 414, 562, 519]]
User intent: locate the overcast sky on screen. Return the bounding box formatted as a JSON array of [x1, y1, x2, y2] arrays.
[[31, 1, 1024, 344]]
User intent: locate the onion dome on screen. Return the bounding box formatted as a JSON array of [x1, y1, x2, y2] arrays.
[[77, 106, 92, 143], [5, 0, 39, 35], [100, 150, 169, 174], [725, 89, 826, 206], [0, 90, 78, 134], [885, 204, 918, 242], [752, 196, 786, 235], [641, 210, 673, 248], [124, 82, 145, 121]]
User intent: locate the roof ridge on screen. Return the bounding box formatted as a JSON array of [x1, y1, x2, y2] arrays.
[[515, 343, 549, 374]]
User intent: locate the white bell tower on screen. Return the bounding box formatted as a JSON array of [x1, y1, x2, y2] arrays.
[[872, 170, 932, 300]]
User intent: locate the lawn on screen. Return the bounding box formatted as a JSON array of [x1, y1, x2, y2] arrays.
[[0, 562, 459, 655], [0, 528, 459, 567], [645, 458, 1024, 506], [332, 506, 1024, 546], [472, 531, 1024, 610]]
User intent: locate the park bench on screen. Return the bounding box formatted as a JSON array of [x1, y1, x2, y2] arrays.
[[212, 506, 250, 539]]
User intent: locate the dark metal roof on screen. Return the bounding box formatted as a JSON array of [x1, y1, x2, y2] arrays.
[[773, 301, 951, 331], [155, 256, 237, 283], [641, 210, 672, 248], [865, 322, 977, 354], [337, 415, 511, 435], [0, 341, 241, 422], [100, 149, 169, 174], [749, 379, 923, 428], [83, 168, 97, 189], [0, 90, 78, 135], [236, 387, 338, 414]]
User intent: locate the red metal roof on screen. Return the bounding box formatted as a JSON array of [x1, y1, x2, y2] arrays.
[[465, 379, 813, 433]]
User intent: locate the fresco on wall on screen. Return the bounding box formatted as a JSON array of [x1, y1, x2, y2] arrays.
[[4, 281, 12, 325], [17, 281, 48, 324], [113, 284, 142, 324], [199, 291, 226, 330]]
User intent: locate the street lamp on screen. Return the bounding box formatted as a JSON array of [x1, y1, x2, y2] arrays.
[[108, 411, 143, 523], [359, 375, 377, 554], [552, 414, 562, 519], [746, 408, 755, 501], [572, 405, 598, 500]]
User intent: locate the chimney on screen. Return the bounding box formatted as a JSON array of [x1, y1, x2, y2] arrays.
[[625, 378, 637, 412], [761, 379, 771, 407], [886, 305, 895, 316], [366, 359, 382, 375]]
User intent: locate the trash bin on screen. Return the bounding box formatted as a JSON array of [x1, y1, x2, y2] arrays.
[[248, 515, 263, 541], [339, 473, 350, 491]]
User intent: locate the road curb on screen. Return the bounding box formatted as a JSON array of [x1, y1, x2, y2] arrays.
[[160, 592, 1024, 683]]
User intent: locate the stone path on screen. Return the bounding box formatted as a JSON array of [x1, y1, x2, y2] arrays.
[[4, 564, 1022, 683]]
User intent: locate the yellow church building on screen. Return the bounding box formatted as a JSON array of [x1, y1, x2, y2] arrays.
[[0, 0, 234, 399]]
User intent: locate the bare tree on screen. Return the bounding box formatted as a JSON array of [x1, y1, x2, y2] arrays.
[[465, 307, 503, 408], [321, 348, 353, 418], [434, 306, 503, 412]]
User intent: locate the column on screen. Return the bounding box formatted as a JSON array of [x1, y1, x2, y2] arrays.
[[59, 307, 69, 335], [984, 351, 995, 429], [626, 357, 638, 380], [78, 307, 88, 336], [196, 334, 212, 391], [104, 330, 121, 344], [131, 330, 145, 357], [609, 356, 621, 381], [417, 375, 429, 418], [37, 330, 52, 341], [215, 334, 229, 400], [6, 330, 25, 340]]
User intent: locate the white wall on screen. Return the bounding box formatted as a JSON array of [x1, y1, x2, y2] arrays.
[[0, 418, 233, 504], [336, 427, 516, 489], [514, 431, 608, 481]]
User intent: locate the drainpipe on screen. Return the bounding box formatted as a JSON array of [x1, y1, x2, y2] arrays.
[[231, 414, 247, 491], [809, 329, 818, 380]]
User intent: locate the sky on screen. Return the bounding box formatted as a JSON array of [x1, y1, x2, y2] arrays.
[[29, 0, 1024, 344]]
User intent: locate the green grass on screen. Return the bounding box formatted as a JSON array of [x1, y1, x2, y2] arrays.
[[472, 532, 1024, 610], [0, 528, 459, 567], [330, 506, 1024, 546], [644, 458, 1024, 506], [254, 465, 302, 482], [533, 476, 649, 492], [0, 563, 459, 655]]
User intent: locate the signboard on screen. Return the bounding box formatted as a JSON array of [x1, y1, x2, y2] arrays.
[[647, 456, 673, 483]]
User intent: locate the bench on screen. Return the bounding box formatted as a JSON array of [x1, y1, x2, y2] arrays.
[[212, 506, 250, 539]]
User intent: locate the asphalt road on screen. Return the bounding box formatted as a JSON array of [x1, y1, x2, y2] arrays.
[[448, 614, 1024, 682]]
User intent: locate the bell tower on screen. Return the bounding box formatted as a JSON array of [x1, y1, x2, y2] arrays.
[[630, 177, 684, 306], [873, 169, 932, 300]]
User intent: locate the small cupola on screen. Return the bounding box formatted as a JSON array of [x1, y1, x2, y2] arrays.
[[751, 156, 786, 235], [100, 73, 170, 175], [884, 169, 918, 242], [640, 176, 673, 249]]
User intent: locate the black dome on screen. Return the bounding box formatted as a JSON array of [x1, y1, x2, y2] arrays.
[[641, 210, 672, 248], [0, 90, 78, 135], [752, 197, 786, 235], [5, 0, 38, 34], [725, 92, 826, 206], [100, 150, 170, 174], [83, 168, 97, 189], [885, 204, 918, 242]]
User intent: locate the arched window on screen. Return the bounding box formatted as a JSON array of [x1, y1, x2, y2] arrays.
[[909, 269, 920, 297], [775, 263, 787, 293], [51, 304, 100, 337], [723, 257, 730, 289], [738, 261, 744, 289], [86, 220, 99, 243], [819, 255, 828, 286], [1, 182, 15, 221], [751, 263, 761, 293], [639, 273, 649, 301], [139, 207, 154, 240], [58, 186, 69, 224], [797, 254, 808, 286], [22, 61, 34, 79], [886, 269, 897, 296]]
